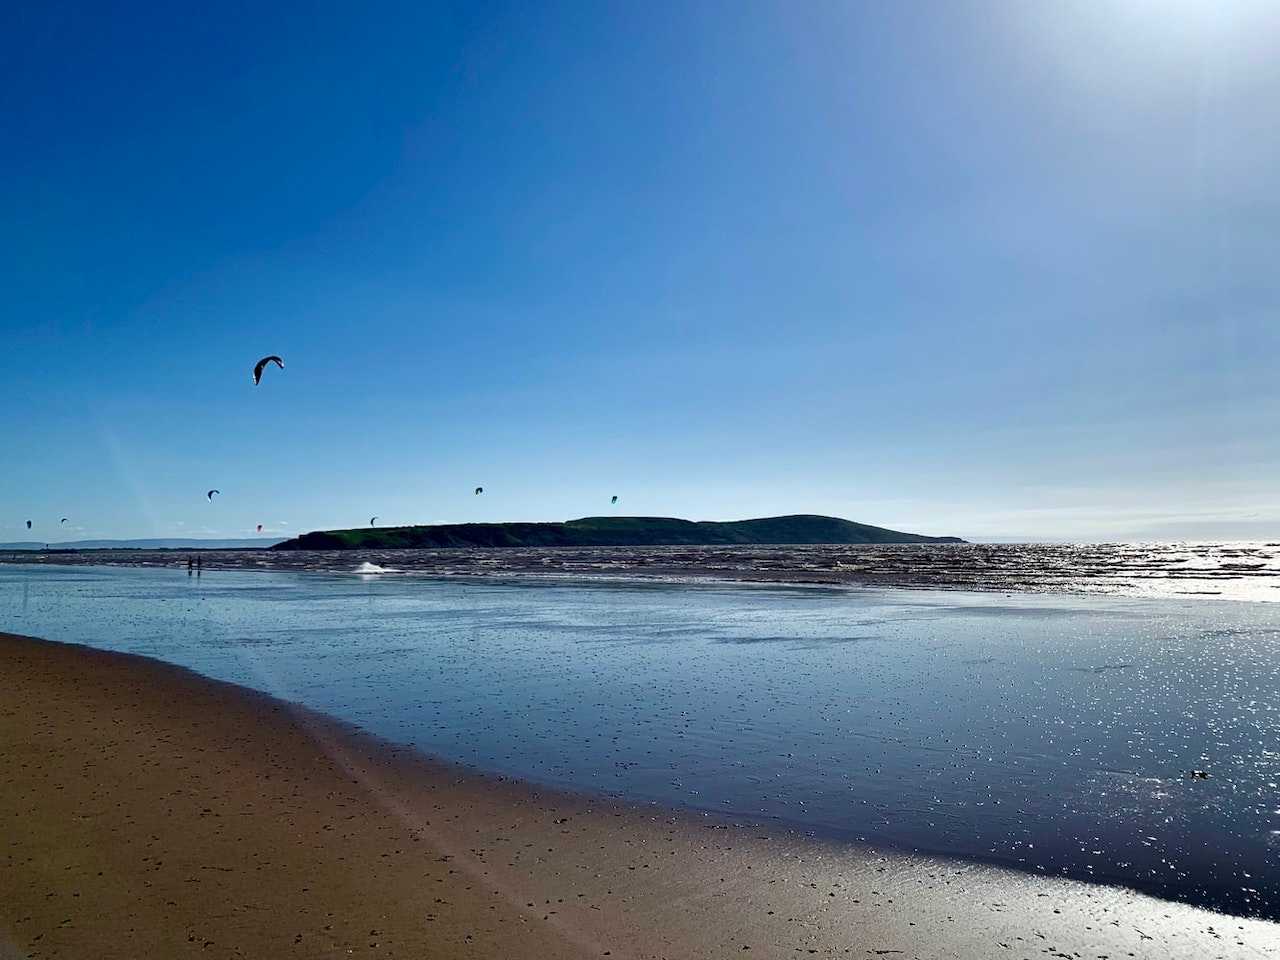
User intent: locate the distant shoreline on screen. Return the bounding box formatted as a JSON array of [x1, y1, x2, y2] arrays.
[[272, 514, 965, 550], [2, 540, 1277, 602], [0, 538, 283, 551]]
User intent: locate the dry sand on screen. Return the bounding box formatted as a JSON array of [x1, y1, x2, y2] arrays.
[[1, 632, 1276, 959]]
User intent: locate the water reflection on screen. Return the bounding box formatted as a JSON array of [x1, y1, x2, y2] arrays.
[[1, 564, 1277, 918]]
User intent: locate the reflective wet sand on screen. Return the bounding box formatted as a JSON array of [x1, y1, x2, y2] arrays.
[[3, 633, 1275, 959], [2, 564, 1277, 920]]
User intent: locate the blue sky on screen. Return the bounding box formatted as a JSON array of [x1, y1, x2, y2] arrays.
[[3, 0, 1278, 542]]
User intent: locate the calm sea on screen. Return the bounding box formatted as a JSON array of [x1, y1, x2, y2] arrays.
[[2, 561, 1277, 919]]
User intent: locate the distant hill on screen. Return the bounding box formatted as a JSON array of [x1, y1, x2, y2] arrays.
[[273, 515, 965, 550], [0, 538, 284, 551]]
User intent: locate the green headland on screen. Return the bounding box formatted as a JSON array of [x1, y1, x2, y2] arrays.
[[272, 515, 965, 550]]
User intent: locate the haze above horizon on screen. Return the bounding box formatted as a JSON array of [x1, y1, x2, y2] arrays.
[[4, 1, 1278, 542]]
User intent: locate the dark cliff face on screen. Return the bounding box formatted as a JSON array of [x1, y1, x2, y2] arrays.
[[273, 515, 965, 550]]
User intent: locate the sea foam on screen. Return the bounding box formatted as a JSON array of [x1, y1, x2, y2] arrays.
[[352, 562, 398, 575]]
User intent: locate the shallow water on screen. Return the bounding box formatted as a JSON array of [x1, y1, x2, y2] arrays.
[[2, 563, 1277, 918], [6, 540, 1280, 600]]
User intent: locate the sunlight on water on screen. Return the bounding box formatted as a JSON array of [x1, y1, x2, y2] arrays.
[[6, 541, 1280, 601], [2, 564, 1278, 918]]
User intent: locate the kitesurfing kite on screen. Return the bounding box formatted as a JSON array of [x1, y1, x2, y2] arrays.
[[370, 516, 379, 527], [252, 355, 284, 385], [207, 489, 220, 502], [60, 517, 68, 524], [256, 524, 264, 533], [611, 495, 618, 504], [26, 520, 32, 530], [474, 487, 484, 496]]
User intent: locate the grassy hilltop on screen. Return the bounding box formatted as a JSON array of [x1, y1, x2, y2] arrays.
[[272, 515, 964, 550]]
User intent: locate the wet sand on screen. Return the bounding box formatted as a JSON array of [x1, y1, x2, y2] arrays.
[[1, 633, 1275, 959]]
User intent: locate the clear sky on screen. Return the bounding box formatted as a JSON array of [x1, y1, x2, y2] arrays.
[[3, 0, 1278, 542]]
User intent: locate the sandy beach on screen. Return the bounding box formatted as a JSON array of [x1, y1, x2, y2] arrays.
[[1, 632, 1275, 959]]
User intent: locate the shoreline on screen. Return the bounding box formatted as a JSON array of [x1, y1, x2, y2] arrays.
[[3, 632, 1276, 958], [2, 550, 1276, 605]]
